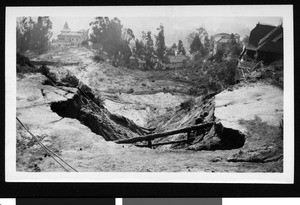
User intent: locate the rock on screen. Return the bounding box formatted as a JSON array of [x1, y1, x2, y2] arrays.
[[128, 88, 134, 93], [27, 95, 40, 102], [187, 124, 223, 151], [250, 71, 262, 79], [210, 157, 222, 162]]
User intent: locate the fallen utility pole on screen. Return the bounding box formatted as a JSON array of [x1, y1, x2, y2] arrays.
[[115, 122, 214, 144]]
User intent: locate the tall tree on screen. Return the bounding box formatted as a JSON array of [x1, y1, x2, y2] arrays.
[[31, 17, 53, 54], [155, 24, 166, 62], [171, 43, 177, 50], [17, 17, 33, 54], [177, 40, 186, 55], [187, 27, 208, 45], [190, 34, 203, 54], [90, 17, 123, 58], [187, 27, 210, 56], [142, 31, 155, 67], [16, 16, 52, 54], [226, 33, 242, 57], [89, 17, 133, 66], [165, 47, 175, 56], [134, 39, 146, 57], [203, 35, 210, 56]]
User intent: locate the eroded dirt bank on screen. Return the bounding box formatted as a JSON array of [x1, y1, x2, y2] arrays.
[[16, 47, 283, 172]]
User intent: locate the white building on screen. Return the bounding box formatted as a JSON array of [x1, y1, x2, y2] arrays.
[[56, 22, 88, 48]]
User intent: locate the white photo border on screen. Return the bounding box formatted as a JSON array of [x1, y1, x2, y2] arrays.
[[5, 5, 294, 183]]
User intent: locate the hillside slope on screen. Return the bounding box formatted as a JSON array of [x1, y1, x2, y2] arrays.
[[16, 47, 283, 172]]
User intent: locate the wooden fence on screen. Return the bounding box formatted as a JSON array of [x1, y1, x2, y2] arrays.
[[115, 122, 214, 148]]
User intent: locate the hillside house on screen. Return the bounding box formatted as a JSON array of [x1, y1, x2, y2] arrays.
[[210, 33, 240, 56], [164, 54, 190, 69], [210, 33, 231, 55], [243, 23, 283, 64], [56, 22, 88, 48]]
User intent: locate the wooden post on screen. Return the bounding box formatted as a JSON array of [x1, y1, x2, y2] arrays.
[[148, 140, 152, 148], [187, 131, 191, 144]]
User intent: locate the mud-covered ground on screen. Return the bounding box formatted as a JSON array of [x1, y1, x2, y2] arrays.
[[16, 47, 283, 172]]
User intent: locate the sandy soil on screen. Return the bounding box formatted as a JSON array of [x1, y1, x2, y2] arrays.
[[16, 47, 283, 172], [215, 82, 283, 131]]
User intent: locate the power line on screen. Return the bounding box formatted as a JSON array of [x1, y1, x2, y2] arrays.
[[16, 117, 78, 172]]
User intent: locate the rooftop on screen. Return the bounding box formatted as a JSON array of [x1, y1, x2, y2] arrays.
[[246, 23, 276, 50], [211, 33, 231, 38], [167, 55, 189, 63], [58, 32, 82, 38]]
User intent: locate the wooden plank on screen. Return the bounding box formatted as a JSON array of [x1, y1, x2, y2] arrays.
[[187, 131, 191, 144], [147, 140, 152, 148], [115, 122, 213, 144], [135, 139, 188, 147]]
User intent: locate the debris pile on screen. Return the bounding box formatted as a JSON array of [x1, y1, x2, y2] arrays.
[[237, 59, 283, 89]]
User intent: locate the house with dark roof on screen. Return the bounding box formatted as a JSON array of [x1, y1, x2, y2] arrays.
[[164, 54, 190, 69], [245, 23, 283, 63], [256, 25, 283, 62]]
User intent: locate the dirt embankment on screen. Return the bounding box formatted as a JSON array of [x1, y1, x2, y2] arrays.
[[42, 67, 150, 141], [215, 82, 283, 165], [16, 47, 283, 172]]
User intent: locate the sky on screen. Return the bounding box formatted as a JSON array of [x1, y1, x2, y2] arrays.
[[50, 16, 282, 47]]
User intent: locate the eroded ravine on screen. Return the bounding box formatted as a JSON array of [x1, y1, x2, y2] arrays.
[[50, 91, 150, 141], [16, 48, 283, 172], [46, 71, 246, 152]]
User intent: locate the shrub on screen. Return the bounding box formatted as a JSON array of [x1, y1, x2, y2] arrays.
[[93, 55, 103, 62], [61, 73, 79, 87], [194, 52, 204, 61], [180, 98, 195, 111], [40, 65, 50, 76], [39, 65, 58, 83], [190, 58, 238, 96], [16, 53, 38, 74], [188, 87, 200, 96], [93, 53, 107, 62], [94, 95, 105, 108], [207, 81, 223, 92], [214, 50, 224, 62], [17, 65, 37, 74]]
